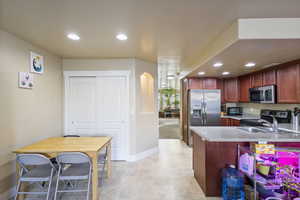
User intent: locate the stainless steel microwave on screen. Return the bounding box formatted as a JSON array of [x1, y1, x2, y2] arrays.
[[249, 85, 276, 104]]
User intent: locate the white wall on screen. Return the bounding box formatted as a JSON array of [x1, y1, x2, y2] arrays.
[[62, 58, 159, 158], [0, 29, 63, 198], [134, 59, 159, 154]]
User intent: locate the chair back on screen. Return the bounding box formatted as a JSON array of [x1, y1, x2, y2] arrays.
[[56, 152, 91, 165], [17, 154, 52, 166], [64, 135, 80, 137]]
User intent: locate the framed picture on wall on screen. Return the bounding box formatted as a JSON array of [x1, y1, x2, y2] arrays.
[[19, 72, 33, 89], [30, 51, 44, 74]]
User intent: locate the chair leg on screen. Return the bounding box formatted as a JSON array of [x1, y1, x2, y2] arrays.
[[14, 168, 24, 200], [86, 166, 92, 200], [100, 146, 108, 185], [101, 161, 106, 185], [46, 168, 54, 200], [14, 180, 21, 200], [54, 166, 61, 200]]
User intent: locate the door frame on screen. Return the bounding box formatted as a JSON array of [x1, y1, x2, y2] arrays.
[[64, 70, 131, 160]]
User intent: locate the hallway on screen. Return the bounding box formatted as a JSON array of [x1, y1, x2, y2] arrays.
[[159, 118, 182, 139]]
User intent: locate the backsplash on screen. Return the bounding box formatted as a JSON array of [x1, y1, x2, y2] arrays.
[[238, 103, 300, 115]]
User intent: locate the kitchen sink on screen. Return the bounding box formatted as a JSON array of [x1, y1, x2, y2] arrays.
[[237, 127, 269, 133], [237, 127, 298, 134]]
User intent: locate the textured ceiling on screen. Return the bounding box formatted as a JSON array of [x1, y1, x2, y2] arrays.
[[1, 0, 300, 70], [187, 39, 300, 78]]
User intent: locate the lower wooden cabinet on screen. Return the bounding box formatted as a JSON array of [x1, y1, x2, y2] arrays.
[[192, 132, 248, 196], [221, 118, 240, 126]]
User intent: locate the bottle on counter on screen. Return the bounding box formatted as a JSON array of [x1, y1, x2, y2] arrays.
[[222, 165, 245, 200]]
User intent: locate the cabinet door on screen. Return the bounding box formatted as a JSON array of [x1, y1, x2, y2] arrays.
[[224, 78, 239, 102], [239, 75, 251, 102], [221, 118, 230, 126], [231, 119, 240, 126], [251, 72, 263, 88], [217, 79, 225, 103], [188, 78, 203, 89], [277, 64, 300, 103], [262, 69, 276, 86], [203, 78, 217, 89]]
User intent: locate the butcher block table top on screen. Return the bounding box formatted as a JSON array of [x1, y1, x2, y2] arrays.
[[14, 136, 111, 153]]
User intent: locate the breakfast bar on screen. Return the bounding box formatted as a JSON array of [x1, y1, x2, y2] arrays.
[[191, 126, 300, 197]]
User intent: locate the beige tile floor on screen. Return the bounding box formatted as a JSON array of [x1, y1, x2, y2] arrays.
[[99, 139, 208, 200], [159, 118, 182, 139]]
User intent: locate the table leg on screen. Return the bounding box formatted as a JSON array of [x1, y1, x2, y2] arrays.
[[106, 142, 112, 178], [87, 152, 99, 200]]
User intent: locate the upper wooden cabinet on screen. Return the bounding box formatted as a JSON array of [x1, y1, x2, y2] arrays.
[[188, 78, 203, 89], [188, 78, 219, 89], [262, 69, 277, 86], [224, 78, 239, 102], [203, 78, 218, 89], [277, 64, 300, 103], [251, 72, 263, 88], [239, 75, 251, 102]]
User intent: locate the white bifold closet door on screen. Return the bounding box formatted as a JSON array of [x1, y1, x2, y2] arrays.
[[67, 75, 128, 160]]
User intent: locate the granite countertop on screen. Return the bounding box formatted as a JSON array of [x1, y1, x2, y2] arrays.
[[190, 126, 300, 142], [221, 114, 260, 120]]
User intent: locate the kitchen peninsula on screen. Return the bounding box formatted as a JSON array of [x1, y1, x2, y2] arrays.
[[192, 126, 300, 197]]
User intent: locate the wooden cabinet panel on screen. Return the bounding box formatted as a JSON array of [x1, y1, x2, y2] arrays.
[[277, 64, 300, 103], [262, 69, 276, 86], [231, 119, 240, 126], [217, 79, 225, 103], [188, 78, 203, 89], [221, 118, 230, 126], [181, 79, 189, 144], [188, 78, 219, 89], [193, 132, 248, 197], [251, 72, 263, 88], [221, 118, 240, 126], [239, 75, 251, 102], [224, 78, 239, 102], [203, 78, 217, 89], [193, 132, 207, 194]]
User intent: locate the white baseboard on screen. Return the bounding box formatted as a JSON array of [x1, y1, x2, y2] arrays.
[[0, 187, 15, 200], [127, 147, 159, 162]]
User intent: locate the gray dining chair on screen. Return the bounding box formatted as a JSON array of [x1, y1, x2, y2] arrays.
[[62, 134, 109, 185], [54, 152, 92, 200], [15, 154, 56, 200]]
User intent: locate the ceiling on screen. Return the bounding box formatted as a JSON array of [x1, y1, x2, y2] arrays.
[[187, 39, 300, 78], [2, 0, 300, 71]]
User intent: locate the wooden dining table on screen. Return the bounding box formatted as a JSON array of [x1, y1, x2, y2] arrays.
[[14, 136, 112, 200]]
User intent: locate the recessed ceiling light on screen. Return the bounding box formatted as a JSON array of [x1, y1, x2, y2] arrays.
[[198, 72, 205, 75], [245, 62, 256, 68], [167, 76, 175, 80], [67, 33, 80, 41], [213, 62, 223, 67], [116, 33, 128, 41], [222, 72, 230, 75]]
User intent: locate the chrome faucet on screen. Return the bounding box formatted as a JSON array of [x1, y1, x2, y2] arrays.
[[259, 116, 278, 132], [293, 107, 300, 131]]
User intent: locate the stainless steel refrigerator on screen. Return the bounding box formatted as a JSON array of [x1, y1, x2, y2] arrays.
[[188, 89, 221, 143]]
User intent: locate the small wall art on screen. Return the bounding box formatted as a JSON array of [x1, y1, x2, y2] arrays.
[[30, 51, 44, 74], [19, 72, 33, 89]]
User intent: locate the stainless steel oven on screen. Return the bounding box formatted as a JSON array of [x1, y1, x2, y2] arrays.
[[249, 85, 276, 104]]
